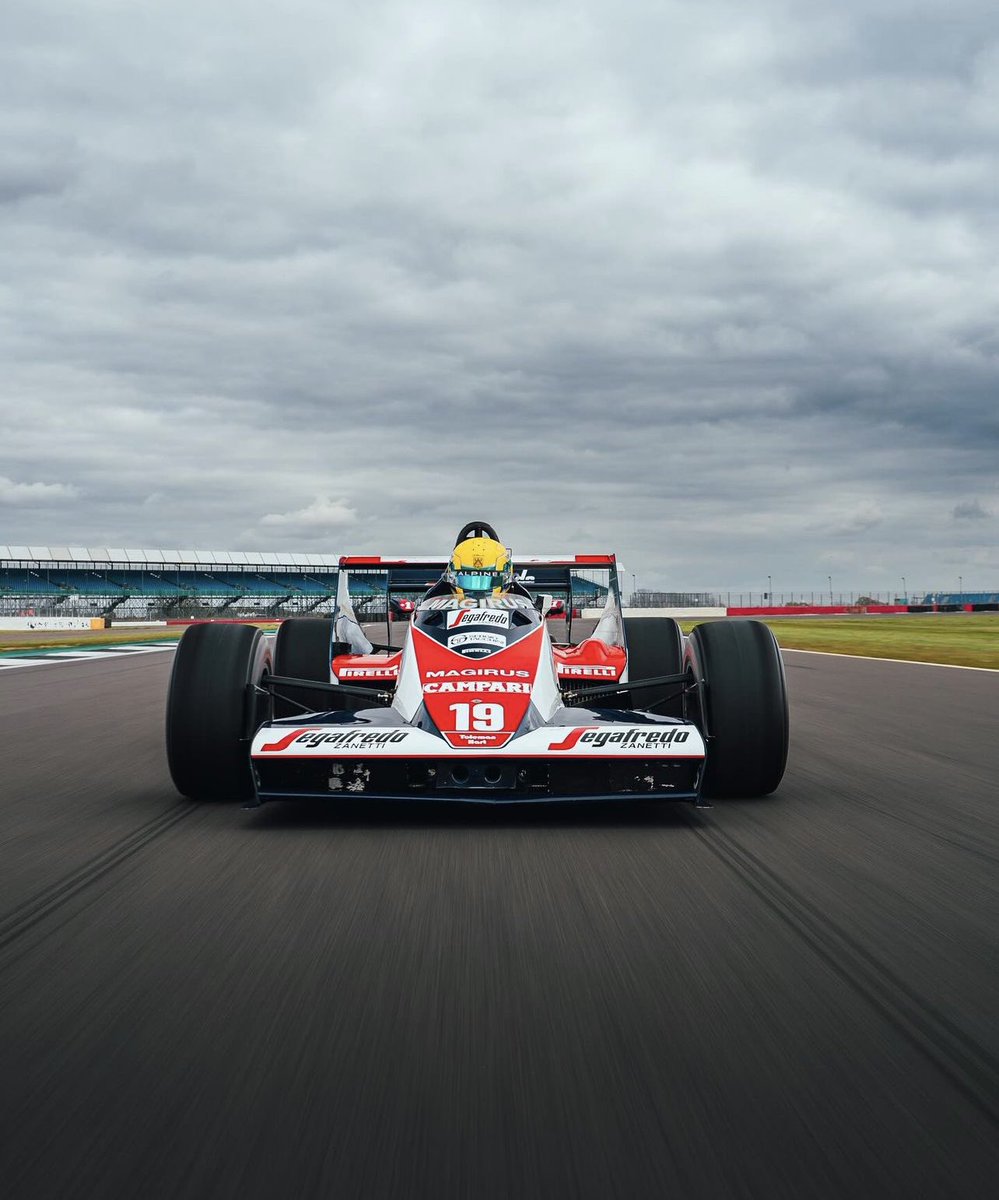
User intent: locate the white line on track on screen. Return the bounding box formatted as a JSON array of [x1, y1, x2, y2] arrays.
[[0, 644, 177, 670], [782, 648, 999, 673]]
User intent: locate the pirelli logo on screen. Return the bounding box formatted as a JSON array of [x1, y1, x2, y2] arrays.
[[337, 666, 399, 678]]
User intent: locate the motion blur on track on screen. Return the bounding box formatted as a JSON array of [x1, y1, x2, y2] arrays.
[[1, 635, 998, 1198]]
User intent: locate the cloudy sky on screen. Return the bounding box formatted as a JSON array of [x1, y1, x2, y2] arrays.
[[2, 0, 997, 592]]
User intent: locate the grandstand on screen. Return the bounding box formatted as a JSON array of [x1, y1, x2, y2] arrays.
[[5, 547, 991, 619], [0, 546, 356, 618], [917, 592, 999, 607], [1, 546, 611, 620]]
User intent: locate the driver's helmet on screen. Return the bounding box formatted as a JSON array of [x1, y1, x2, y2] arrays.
[[446, 537, 514, 598]]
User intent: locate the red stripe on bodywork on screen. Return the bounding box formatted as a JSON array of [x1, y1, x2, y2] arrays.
[[332, 650, 402, 679], [547, 727, 595, 751], [259, 728, 314, 752], [553, 641, 626, 679]]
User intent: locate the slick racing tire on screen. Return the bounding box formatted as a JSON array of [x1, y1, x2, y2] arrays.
[[166, 622, 272, 802], [273, 617, 339, 717], [623, 616, 684, 717], [684, 619, 788, 799]]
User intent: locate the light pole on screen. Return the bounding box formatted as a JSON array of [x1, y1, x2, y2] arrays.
[[632, 574, 637, 605], [767, 574, 772, 604], [828, 575, 833, 605], [958, 575, 963, 598], [901, 575, 906, 602]]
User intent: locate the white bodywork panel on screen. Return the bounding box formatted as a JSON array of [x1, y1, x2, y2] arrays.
[[252, 723, 705, 759]]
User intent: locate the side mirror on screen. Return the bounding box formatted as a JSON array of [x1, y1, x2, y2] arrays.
[[538, 593, 556, 617]]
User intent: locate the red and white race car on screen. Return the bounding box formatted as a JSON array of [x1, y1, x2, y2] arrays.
[[166, 536, 788, 805]]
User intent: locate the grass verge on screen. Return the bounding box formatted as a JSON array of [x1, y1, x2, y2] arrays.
[[5, 614, 997, 668], [681, 614, 999, 669], [0, 627, 184, 652], [0, 620, 284, 653]]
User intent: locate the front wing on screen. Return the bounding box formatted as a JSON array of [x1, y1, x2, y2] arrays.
[[249, 717, 706, 804]]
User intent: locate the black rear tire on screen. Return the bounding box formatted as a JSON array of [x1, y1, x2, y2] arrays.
[[623, 616, 684, 716], [166, 623, 272, 801], [273, 618, 339, 716], [683, 620, 788, 798]]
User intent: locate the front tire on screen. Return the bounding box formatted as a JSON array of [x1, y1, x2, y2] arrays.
[[166, 622, 272, 801], [684, 620, 788, 798], [622, 616, 684, 716]]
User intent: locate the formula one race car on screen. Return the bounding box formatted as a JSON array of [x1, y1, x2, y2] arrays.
[[166, 522, 788, 805]]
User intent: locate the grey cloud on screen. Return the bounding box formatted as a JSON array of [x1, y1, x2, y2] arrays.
[[0, 153, 76, 205], [0, 476, 79, 504], [1, 0, 998, 589], [953, 499, 992, 520], [258, 497, 359, 532]]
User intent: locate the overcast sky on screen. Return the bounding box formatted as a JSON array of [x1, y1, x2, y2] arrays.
[[2, 0, 997, 591]]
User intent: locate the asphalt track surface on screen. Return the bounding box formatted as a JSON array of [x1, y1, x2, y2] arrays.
[[1, 625, 998, 1198]]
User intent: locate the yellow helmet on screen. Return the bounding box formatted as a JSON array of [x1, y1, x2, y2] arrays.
[[446, 536, 513, 598]]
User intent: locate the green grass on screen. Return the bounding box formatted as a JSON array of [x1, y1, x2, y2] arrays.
[[5, 614, 997, 668], [680, 614, 999, 669], [0, 627, 184, 652], [0, 621, 281, 653]]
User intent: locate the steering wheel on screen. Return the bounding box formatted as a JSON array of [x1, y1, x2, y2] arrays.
[[454, 521, 500, 545]]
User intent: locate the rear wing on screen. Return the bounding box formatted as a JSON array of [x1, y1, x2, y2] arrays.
[[338, 555, 623, 645], [339, 555, 619, 595], [339, 554, 616, 570]]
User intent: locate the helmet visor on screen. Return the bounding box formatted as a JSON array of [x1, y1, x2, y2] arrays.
[[453, 570, 504, 593]]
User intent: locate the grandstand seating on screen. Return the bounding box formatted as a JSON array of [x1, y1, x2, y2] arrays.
[[1, 548, 611, 617], [0, 569, 69, 596], [920, 592, 999, 606], [134, 572, 187, 596], [225, 576, 291, 598], [50, 570, 131, 595], [0, 560, 341, 613], [268, 574, 335, 597]]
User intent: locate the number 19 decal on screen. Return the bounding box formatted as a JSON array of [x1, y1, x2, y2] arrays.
[[448, 702, 505, 731]]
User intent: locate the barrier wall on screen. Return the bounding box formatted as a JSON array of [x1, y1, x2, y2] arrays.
[[585, 605, 978, 620], [164, 618, 281, 626], [727, 605, 909, 617], [583, 608, 728, 620], [151, 605, 993, 628], [0, 616, 106, 631]]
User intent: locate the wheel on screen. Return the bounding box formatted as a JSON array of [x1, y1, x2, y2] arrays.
[[683, 620, 788, 798], [166, 622, 272, 801], [273, 617, 339, 716], [623, 616, 684, 716]]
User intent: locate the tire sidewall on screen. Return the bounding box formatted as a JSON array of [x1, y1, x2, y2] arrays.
[[166, 622, 272, 801], [683, 619, 788, 798], [273, 618, 337, 716], [621, 616, 684, 716]]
